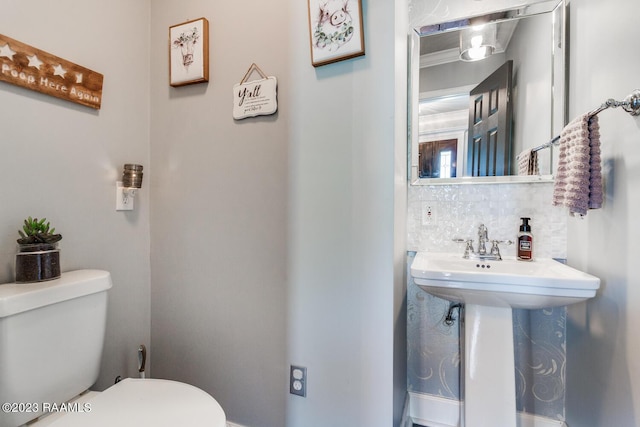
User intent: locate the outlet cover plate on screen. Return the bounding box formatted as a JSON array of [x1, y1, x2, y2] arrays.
[[290, 365, 307, 397]]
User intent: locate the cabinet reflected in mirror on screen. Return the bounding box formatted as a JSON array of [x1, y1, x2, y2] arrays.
[[409, 0, 566, 185]]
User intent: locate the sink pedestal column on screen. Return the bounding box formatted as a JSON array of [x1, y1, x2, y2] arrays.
[[463, 304, 516, 427]]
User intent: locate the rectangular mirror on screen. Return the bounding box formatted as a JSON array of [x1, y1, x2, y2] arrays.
[[408, 0, 567, 185]]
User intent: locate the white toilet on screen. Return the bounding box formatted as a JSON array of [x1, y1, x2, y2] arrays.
[[0, 270, 226, 427]]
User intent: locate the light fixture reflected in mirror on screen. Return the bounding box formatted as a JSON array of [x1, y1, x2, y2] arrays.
[[459, 24, 496, 62], [409, 0, 566, 185]]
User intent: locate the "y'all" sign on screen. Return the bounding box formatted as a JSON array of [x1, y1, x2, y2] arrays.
[[233, 63, 277, 120], [0, 34, 104, 109]]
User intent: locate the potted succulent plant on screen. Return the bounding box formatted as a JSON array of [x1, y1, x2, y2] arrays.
[[15, 217, 62, 283]]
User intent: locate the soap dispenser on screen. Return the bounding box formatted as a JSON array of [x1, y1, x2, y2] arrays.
[[517, 217, 534, 261]]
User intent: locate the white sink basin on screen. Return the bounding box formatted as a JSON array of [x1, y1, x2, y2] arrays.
[[410, 252, 600, 309], [410, 251, 600, 426]]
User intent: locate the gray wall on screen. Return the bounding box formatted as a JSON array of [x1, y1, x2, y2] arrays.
[[565, 0, 640, 425], [1, 1, 406, 426], [7, 0, 640, 426], [150, 2, 406, 427], [409, 0, 640, 425], [149, 2, 288, 427], [0, 0, 151, 390], [507, 10, 554, 172], [286, 0, 406, 424], [419, 54, 505, 94]]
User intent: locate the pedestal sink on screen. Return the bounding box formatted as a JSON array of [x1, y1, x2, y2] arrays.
[[410, 252, 600, 427]]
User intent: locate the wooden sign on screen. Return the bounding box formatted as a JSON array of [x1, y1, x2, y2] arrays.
[[233, 63, 277, 120], [0, 34, 104, 109]]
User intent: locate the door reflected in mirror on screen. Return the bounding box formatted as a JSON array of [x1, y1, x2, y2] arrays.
[[408, 0, 566, 185], [418, 130, 465, 178], [467, 60, 512, 177], [419, 138, 457, 178]]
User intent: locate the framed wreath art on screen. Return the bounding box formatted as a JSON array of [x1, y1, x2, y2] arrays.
[[307, 0, 365, 67]]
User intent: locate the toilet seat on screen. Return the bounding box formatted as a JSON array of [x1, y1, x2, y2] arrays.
[[43, 378, 226, 427]]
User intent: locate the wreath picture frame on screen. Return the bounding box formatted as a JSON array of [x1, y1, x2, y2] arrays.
[[307, 0, 365, 67]]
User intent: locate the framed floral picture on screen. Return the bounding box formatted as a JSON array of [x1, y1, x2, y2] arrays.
[[169, 18, 209, 87], [307, 0, 365, 67]]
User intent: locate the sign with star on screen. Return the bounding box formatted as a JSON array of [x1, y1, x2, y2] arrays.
[[0, 34, 103, 109]]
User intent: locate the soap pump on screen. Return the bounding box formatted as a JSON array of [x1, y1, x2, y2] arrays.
[[517, 217, 534, 261]]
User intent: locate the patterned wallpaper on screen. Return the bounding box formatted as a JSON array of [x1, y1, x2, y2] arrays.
[[407, 182, 569, 422]]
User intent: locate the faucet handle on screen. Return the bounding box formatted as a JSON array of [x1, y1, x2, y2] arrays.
[[492, 239, 513, 246], [489, 240, 513, 260], [453, 238, 474, 258]]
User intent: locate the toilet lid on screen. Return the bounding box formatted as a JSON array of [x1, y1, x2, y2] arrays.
[[47, 378, 226, 427]]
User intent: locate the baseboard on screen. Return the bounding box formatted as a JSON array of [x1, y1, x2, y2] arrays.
[[517, 412, 567, 427], [408, 392, 567, 427], [227, 422, 249, 427], [401, 392, 413, 427], [409, 392, 460, 427]]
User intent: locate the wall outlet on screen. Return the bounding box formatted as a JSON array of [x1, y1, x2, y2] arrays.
[[422, 203, 437, 225], [290, 365, 307, 397], [116, 182, 135, 211]]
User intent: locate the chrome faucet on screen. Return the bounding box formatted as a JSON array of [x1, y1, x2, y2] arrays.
[[453, 224, 513, 260], [477, 224, 488, 256]]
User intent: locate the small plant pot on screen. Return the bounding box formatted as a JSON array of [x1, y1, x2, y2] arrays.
[[15, 243, 61, 283]]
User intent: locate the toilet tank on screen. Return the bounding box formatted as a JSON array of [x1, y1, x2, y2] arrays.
[[0, 270, 112, 427]]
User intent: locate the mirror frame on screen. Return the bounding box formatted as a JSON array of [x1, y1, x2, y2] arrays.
[[408, 0, 567, 185]]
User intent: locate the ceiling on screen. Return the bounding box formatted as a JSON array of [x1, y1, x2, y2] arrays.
[[419, 20, 518, 67]]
